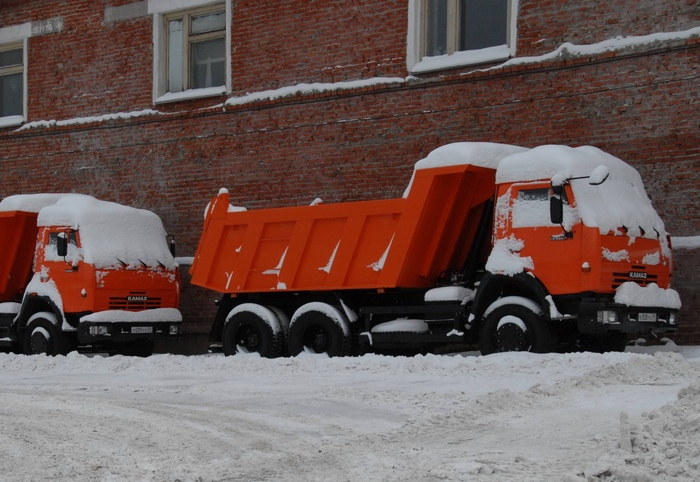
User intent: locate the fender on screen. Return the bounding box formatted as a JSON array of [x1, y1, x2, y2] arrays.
[[471, 272, 552, 328], [15, 294, 65, 333]]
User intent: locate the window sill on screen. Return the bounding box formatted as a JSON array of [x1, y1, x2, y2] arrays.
[[410, 44, 512, 74], [155, 86, 227, 104], [0, 115, 24, 128]]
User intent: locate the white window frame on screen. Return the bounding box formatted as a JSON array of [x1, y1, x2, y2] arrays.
[[0, 23, 30, 128], [149, 0, 231, 104], [407, 0, 519, 74]]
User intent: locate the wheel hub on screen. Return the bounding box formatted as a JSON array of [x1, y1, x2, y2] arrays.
[[30, 333, 49, 355], [496, 322, 529, 352]]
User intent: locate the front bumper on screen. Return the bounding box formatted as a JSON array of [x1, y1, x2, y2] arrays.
[[577, 299, 677, 336], [77, 307, 182, 344], [77, 321, 181, 343]]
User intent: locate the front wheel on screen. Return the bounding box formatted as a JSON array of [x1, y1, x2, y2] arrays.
[[23, 314, 68, 356], [479, 302, 554, 355]]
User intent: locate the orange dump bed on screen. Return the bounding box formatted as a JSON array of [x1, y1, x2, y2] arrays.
[[0, 211, 39, 302], [190, 164, 496, 293]]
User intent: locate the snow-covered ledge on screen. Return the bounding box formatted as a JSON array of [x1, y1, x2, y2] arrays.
[[671, 236, 700, 250]]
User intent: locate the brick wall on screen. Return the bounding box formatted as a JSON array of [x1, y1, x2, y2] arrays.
[[1, 0, 698, 344]]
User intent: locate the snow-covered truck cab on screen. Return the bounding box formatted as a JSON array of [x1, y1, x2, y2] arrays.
[[475, 145, 680, 353], [0, 194, 181, 356]]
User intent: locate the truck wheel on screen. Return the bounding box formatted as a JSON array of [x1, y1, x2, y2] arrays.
[[266, 306, 290, 356], [288, 304, 350, 357], [479, 303, 553, 355], [23, 314, 67, 356], [222, 305, 282, 358]]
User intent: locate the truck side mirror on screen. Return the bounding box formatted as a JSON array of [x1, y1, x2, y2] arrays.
[[56, 233, 68, 258], [589, 165, 610, 185], [167, 235, 176, 257], [550, 195, 564, 225]]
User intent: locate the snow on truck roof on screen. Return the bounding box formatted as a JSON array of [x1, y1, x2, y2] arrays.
[[0, 193, 81, 213], [410, 143, 667, 240], [0, 193, 176, 269]]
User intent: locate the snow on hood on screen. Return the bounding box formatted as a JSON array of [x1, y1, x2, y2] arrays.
[[32, 194, 176, 270], [496, 145, 668, 239]]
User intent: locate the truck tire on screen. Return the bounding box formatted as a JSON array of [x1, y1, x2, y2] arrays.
[[288, 305, 350, 357], [23, 314, 68, 356], [479, 302, 553, 355], [222, 305, 282, 358]]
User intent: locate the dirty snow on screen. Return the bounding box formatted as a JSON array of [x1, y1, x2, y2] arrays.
[[1, 346, 700, 481]]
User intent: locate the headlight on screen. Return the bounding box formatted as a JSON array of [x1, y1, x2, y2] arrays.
[[597, 310, 619, 324], [669, 313, 677, 325], [169, 325, 180, 335]]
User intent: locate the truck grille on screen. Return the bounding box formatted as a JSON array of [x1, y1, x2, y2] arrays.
[[109, 292, 162, 310], [611, 266, 658, 289]]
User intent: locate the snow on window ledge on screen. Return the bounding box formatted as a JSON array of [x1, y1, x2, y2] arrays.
[[0, 115, 24, 128], [410, 45, 512, 74], [155, 86, 228, 104]]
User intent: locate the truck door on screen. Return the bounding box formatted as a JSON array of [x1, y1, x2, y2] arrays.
[[497, 182, 583, 296], [38, 228, 89, 313]]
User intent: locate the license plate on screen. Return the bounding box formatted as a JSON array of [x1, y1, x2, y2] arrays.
[[131, 326, 153, 334], [638, 313, 657, 322]]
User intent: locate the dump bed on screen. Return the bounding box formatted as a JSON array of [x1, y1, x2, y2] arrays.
[[0, 211, 39, 302], [190, 161, 502, 294]]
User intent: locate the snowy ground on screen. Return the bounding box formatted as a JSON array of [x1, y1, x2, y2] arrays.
[[1, 343, 700, 482]]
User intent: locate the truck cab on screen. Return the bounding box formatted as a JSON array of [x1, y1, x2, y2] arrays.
[[474, 145, 679, 353], [0, 194, 182, 356]]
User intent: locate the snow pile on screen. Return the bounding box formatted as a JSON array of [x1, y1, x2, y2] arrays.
[[371, 318, 429, 333], [485, 235, 534, 275], [583, 383, 700, 481], [0, 193, 76, 213], [19, 109, 161, 131], [0, 349, 699, 481], [615, 282, 682, 310], [225, 77, 406, 107], [80, 308, 182, 323], [497, 145, 668, 241], [36, 194, 176, 269], [403, 142, 528, 197], [672, 236, 700, 250], [424, 286, 475, 303], [482, 26, 700, 74], [0, 302, 20, 314]]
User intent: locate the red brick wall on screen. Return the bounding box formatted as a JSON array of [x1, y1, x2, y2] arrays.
[[1, 0, 698, 343]]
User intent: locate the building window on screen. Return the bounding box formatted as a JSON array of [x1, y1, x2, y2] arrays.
[[0, 43, 24, 120], [166, 6, 226, 93], [150, 0, 230, 103], [408, 0, 517, 74]]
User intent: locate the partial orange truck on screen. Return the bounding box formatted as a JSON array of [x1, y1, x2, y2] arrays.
[[190, 142, 681, 356], [0, 194, 181, 356]]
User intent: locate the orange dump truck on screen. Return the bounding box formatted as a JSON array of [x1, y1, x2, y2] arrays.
[[190, 143, 680, 356], [0, 194, 181, 356]]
